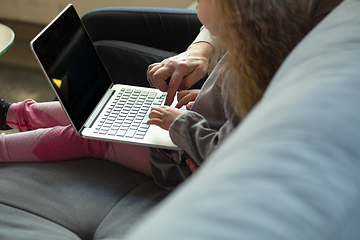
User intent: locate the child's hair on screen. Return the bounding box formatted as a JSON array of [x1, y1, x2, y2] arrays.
[[213, 0, 313, 116]]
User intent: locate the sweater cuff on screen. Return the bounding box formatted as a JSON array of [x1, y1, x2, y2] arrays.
[[168, 111, 199, 148], [191, 26, 216, 47]]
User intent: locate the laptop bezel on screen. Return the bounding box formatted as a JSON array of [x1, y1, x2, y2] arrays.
[[30, 3, 113, 135]]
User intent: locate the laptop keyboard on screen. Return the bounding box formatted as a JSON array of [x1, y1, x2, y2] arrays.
[[94, 88, 166, 139]]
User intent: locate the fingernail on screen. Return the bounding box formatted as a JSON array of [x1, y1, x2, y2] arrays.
[[186, 159, 191, 166]]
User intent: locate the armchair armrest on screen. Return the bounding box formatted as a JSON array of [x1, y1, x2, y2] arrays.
[[82, 7, 202, 53]]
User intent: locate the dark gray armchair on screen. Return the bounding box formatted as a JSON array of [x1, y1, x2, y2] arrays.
[[82, 7, 203, 87]]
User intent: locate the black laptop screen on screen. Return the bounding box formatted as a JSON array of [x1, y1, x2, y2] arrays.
[[31, 5, 112, 132]]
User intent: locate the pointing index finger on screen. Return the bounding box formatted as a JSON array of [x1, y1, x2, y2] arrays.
[[165, 67, 188, 106]]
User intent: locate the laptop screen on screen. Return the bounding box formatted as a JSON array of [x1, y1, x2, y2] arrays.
[[31, 4, 112, 132]]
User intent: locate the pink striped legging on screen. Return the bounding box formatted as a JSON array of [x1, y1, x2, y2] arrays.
[[0, 99, 152, 176]]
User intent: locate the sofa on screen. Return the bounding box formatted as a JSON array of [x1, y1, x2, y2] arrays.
[[1, 0, 359, 239], [81, 7, 204, 88]]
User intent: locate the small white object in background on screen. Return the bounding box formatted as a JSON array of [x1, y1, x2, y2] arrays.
[[0, 23, 15, 56]]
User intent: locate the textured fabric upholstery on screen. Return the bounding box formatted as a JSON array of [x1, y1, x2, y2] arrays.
[[81, 7, 205, 88], [0, 159, 169, 239], [82, 7, 201, 53]]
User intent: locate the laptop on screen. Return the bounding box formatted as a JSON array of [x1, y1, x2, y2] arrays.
[[30, 4, 181, 150]]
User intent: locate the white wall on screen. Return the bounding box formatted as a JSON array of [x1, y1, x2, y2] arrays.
[[0, 0, 195, 25]]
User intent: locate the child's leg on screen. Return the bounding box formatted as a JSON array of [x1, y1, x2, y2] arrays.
[[0, 124, 152, 176], [104, 142, 152, 176], [2, 99, 152, 176], [6, 99, 70, 131]]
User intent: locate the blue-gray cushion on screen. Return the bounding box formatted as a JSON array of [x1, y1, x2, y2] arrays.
[[124, 0, 360, 239]]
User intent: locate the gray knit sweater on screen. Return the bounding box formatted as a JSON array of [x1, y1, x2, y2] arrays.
[[149, 53, 242, 190]]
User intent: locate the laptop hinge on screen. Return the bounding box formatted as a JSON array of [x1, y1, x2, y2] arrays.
[[83, 88, 115, 128]]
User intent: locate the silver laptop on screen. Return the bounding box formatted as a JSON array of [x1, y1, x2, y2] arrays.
[[30, 4, 180, 150]]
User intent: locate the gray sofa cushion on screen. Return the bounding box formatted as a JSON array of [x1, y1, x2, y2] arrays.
[[124, 0, 360, 239], [0, 159, 169, 239]]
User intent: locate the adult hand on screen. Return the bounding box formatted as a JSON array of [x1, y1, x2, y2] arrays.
[[175, 89, 200, 109], [147, 42, 213, 106], [147, 106, 184, 130]]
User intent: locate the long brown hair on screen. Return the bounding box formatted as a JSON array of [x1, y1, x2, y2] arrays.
[[213, 0, 312, 116]]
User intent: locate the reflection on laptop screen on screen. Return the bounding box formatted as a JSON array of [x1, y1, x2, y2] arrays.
[[32, 5, 112, 131]]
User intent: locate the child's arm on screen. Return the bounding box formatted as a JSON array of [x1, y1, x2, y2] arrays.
[[169, 111, 237, 165]]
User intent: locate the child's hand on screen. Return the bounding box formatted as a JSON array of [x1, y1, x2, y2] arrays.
[[147, 106, 184, 130], [175, 89, 200, 109], [186, 158, 199, 173]]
